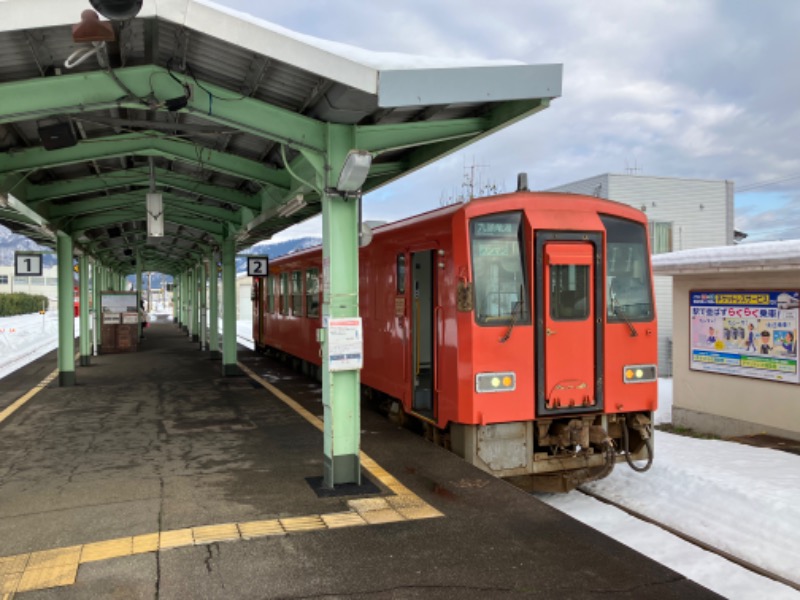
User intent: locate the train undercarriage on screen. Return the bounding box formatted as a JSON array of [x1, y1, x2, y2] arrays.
[[260, 346, 653, 494], [401, 404, 654, 493]]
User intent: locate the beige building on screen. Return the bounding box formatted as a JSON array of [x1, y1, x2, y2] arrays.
[[0, 265, 61, 308], [652, 241, 800, 441]]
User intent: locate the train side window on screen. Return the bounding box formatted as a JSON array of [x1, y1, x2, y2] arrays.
[[267, 275, 275, 313], [306, 269, 320, 317], [550, 265, 589, 320], [280, 273, 289, 315], [396, 254, 406, 294], [291, 271, 303, 316]]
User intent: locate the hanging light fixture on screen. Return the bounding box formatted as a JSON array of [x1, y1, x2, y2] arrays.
[[89, 0, 143, 20]]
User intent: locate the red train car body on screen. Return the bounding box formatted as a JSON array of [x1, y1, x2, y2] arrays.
[[253, 191, 658, 491]]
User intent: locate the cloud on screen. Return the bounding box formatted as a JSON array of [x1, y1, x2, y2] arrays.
[[215, 0, 800, 241]]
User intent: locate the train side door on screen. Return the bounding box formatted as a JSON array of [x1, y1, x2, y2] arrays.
[[411, 250, 437, 420], [535, 234, 604, 415]]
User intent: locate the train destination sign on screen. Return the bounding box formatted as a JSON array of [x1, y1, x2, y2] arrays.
[[689, 290, 799, 383], [14, 252, 43, 276]]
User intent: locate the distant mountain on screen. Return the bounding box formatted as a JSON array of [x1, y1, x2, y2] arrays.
[[236, 237, 321, 273], [1, 225, 319, 285], [0, 225, 56, 267]]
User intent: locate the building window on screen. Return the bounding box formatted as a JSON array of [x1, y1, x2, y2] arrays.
[[306, 269, 320, 318], [0, 275, 8, 285], [291, 271, 303, 316], [649, 221, 673, 254]]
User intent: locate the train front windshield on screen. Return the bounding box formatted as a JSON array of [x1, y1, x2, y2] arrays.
[[600, 215, 654, 321], [470, 212, 530, 325]]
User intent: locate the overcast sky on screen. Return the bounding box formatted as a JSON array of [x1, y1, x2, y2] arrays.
[[212, 0, 800, 243]]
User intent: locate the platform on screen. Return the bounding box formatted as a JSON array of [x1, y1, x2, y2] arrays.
[[0, 323, 721, 598]]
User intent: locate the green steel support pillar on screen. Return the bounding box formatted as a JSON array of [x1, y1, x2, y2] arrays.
[[209, 251, 220, 360], [79, 254, 90, 366], [94, 263, 102, 354], [175, 272, 182, 327], [136, 255, 143, 339], [57, 232, 76, 386], [180, 272, 188, 333], [190, 267, 199, 342], [171, 274, 177, 324], [199, 260, 208, 350], [221, 236, 238, 376]]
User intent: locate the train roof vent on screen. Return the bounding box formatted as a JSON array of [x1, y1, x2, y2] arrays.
[[517, 173, 529, 192]]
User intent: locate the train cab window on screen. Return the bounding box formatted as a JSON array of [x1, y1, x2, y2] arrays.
[[291, 271, 303, 316], [550, 265, 590, 320], [280, 273, 289, 315], [396, 254, 406, 294], [470, 212, 530, 326], [600, 215, 655, 321], [306, 269, 320, 318]]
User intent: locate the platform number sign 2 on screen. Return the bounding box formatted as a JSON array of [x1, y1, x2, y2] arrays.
[[247, 256, 269, 277], [15, 252, 43, 276]]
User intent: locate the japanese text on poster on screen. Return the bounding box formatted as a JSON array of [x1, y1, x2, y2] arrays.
[[327, 317, 363, 371], [690, 290, 799, 383]]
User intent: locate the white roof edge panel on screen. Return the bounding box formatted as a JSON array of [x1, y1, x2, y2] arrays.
[[378, 64, 563, 108], [1, 0, 554, 98]]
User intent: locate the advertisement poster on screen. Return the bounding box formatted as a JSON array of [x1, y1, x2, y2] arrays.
[[690, 291, 799, 383]]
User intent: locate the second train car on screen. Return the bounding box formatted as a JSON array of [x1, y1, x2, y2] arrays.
[[252, 187, 658, 491]]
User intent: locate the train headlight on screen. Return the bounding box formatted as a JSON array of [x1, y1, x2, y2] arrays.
[[623, 364, 657, 383], [476, 372, 516, 393]]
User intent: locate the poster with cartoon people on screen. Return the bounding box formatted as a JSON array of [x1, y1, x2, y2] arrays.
[[690, 290, 799, 384]]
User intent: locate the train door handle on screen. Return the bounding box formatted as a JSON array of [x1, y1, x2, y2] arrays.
[[546, 328, 557, 336]]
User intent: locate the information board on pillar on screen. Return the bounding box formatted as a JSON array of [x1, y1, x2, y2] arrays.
[[327, 317, 363, 371]]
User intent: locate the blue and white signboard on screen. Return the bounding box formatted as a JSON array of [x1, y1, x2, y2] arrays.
[[690, 291, 799, 383]]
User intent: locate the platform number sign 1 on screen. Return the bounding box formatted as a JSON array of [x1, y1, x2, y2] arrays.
[[15, 252, 43, 276], [247, 256, 269, 277]]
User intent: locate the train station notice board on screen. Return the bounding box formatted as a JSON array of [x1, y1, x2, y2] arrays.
[[101, 292, 140, 354]]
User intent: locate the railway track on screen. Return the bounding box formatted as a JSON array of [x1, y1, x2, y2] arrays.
[[576, 486, 800, 593]]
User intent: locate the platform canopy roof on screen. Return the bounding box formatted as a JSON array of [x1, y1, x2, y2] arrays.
[[0, 0, 562, 274]]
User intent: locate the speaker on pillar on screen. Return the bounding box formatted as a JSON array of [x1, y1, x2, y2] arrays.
[[89, 0, 143, 20]]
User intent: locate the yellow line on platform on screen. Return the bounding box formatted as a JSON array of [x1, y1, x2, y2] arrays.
[[0, 353, 80, 426]]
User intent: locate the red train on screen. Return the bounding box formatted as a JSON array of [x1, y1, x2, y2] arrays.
[[252, 188, 658, 491]]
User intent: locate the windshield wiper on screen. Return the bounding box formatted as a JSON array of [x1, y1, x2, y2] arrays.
[[500, 301, 523, 343], [613, 304, 638, 337]]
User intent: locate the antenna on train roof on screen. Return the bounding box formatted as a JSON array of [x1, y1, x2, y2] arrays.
[[517, 173, 529, 192]]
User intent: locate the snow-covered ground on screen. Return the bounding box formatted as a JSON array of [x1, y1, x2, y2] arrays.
[[1, 313, 799, 599]]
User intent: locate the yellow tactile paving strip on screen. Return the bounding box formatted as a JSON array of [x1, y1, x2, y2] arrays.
[[0, 360, 443, 596]]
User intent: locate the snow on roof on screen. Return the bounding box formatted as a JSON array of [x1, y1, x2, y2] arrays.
[[199, 0, 523, 71], [652, 240, 800, 275]]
